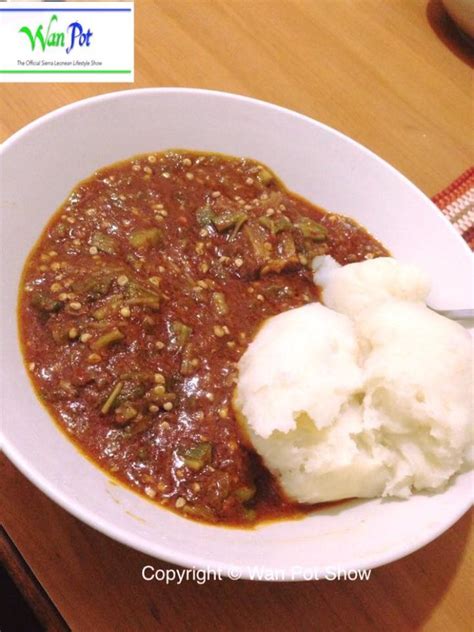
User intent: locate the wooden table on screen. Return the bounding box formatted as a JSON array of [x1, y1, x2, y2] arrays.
[[1, 2, 472, 630]]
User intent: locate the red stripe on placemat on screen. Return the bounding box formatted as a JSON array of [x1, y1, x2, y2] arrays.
[[462, 225, 474, 249], [432, 167, 474, 250]]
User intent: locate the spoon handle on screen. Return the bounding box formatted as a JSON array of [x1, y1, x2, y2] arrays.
[[433, 308, 474, 321]]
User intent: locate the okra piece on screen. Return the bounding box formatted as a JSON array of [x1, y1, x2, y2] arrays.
[[296, 217, 327, 241], [180, 442, 212, 471], [91, 328, 124, 350], [31, 292, 62, 313], [172, 321, 192, 349], [280, 232, 297, 258], [244, 223, 268, 261], [101, 381, 123, 414], [211, 291, 229, 316], [72, 273, 113, 299], [258, 216, 275, 232], [212, 209, 248, 236], [129, 227, 163, 249], [125, 281, 160, 310], [182, 504, 217, 522], [273, 216, 292, 234], [243, 508, 257, 521], [126, 296, 160, 310], [256, 168, 273, 186], [180, 343, 199, 376], [196, 204, 214, 226], [234, 484, 256, 503], [91, 232, 117, 255], [258, 215, 292, 235], [115, 402, 138, 423]]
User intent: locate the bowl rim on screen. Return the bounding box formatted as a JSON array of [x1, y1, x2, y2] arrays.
[[2, 86, 470, 257], [3, 430, 473, 580], [1, 87, 472, 580]]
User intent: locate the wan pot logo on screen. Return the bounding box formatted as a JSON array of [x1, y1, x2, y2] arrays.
[[19, 14, 93, 54]]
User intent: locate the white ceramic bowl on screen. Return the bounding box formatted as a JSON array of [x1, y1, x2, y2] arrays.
[[1, 89, 473, 580]]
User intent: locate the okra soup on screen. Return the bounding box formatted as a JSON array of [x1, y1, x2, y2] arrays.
[[19, 151, 387, 527]]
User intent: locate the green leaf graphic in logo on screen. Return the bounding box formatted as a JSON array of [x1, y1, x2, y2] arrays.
[[18, 25, 44, 51], [19, 15, 60, 52]]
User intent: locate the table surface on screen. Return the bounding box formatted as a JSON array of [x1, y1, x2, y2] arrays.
[[1, 1, 472, 631]]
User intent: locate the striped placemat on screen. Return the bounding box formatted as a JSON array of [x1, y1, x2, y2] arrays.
[[432, 166, 474, 250]]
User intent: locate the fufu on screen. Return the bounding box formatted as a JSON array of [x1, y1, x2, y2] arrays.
[[234, 257, 473, 503]]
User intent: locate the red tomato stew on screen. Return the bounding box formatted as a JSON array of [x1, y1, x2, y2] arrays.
[[19, 151, 388, 527]]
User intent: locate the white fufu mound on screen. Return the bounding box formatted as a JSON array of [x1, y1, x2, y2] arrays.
[[234, 257, 473, 503], [313, 255, 430, 317], [236, 303, 363, 438]]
